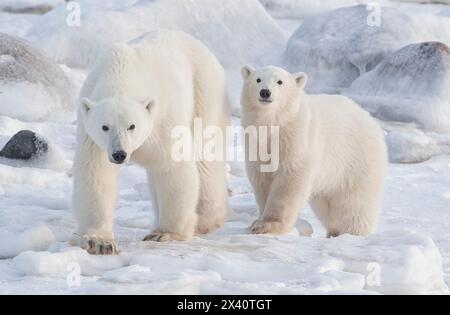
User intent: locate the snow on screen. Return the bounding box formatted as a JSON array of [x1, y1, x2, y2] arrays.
[[442, 7, 450, 16], [0, 33, 77, 122], [4, 227, 448, 294], [0, 226, 55, 259], [284, 5, 450, 94], [0, 12, 37, 37], [344, 41, 450, 132], [260, 0, 450, 19], [0, 0, 450, 295], [383, 122, 450, 163], [27, 0, 286, 115], [260, 0, 372, 19]]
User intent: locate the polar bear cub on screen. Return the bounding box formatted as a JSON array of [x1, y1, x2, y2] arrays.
[[71, 31, 229, 255], [241, 65, 387, 237]]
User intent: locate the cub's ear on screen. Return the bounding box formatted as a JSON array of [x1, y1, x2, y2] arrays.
[[241, 65, 255, 80], [142, 98, 155, 113], [293, 72, 307, 89], [80, 97, 96, 113]]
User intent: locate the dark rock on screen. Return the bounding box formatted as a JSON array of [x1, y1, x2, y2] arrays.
[[1, 5, 53, 15], [0, 130, 48, 160]]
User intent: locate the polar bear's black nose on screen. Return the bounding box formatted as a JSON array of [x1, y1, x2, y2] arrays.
[[112, 150, 127, 163], [260, 89, 271, 99]]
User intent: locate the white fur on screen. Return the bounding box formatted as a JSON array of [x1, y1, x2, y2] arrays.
[[241, 65, 387, 237], [71, 31, 229, 254]]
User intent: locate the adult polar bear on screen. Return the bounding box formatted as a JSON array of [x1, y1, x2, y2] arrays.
[[71, 31, 229, 255], [241, 66, 387, 237]]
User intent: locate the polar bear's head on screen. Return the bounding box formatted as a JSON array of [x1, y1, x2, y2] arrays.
[[241, 65, 307, 110], [80, 97, 154, 164]]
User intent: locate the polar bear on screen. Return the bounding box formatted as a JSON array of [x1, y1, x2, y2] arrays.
[[71, 31, 229, 255], [241, 65, 387, 237]]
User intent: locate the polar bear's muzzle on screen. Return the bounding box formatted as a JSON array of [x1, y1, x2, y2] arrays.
[[259, 89, 273, 104], [111, 150, 127, 164], [107, 131, 129, 164]]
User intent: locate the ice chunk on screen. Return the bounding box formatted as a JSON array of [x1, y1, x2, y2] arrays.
[[0, 226, 55, 258], [13, 247, 126, 276], [380, 121, 450, 163]]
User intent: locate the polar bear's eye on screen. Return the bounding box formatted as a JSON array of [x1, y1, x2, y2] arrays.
[[102, 125, 109, 132], [256, 78, 261, 83], [277, 80, 283, 85], [128, 124, 136, 131]]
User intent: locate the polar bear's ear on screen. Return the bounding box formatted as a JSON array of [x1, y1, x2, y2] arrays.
[[80, 98, 96, 113], [294, 72, 307, 89], [241, 65, 255, 80], [141, 98, 155, 113]]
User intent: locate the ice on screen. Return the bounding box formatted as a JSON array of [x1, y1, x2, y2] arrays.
[[0, 33, 76, 122], [441, 7, 450, 17], [27, 0, 285, 114], [5, 227, 447, 294], [383, 122, 450, 163], [344, 42, 450, 132], [0, 226, 55, 259], [0, 12, 37, 37]]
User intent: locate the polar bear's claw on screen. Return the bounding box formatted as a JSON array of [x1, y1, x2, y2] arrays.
[[143, 232, 173, 242], [249, 219, 283, 234], [75, 236, 119, 255], [87, 239, 118, 255]]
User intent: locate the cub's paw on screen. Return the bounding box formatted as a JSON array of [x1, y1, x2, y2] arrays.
[[71, 234, 119, 255], [249, 219, 285, 234]]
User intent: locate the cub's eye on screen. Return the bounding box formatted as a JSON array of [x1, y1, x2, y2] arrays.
[[256, 78, 261, 83], [277, 80, 283, 85], [128, 124, 136, 131], [102, 125, 109, 131]]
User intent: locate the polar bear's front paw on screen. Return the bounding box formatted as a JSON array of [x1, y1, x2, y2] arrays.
[[249, 219, 285, 234], [71, 234, 119, 255]]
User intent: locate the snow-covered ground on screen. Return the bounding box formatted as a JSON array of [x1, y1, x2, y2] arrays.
[[1, 0, 450, 294]]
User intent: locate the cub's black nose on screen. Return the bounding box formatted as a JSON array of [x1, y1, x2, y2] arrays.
[[112, 150, 127, 163], [260, 89, 271, 99]]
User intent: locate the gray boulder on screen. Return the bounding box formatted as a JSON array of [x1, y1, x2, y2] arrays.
[[0, 130, 48, 160], [344, 42, 450, 133], [285, 5, 419, 93]]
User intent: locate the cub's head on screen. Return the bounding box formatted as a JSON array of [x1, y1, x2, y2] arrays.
[[80, 97, 154, 164], [241, 65, 307, 110]]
